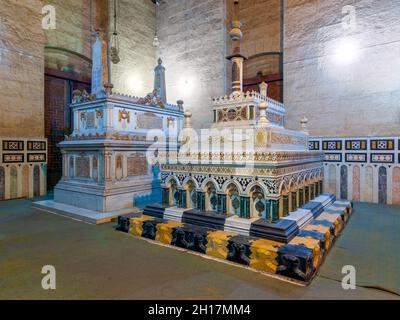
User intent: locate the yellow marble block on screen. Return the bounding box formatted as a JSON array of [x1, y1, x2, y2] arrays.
[[156, 221, 184, 245], [335, 201, 353, 214], [317, 213, 343, 237], [290, 237, 322, 269], [327, 206, 349, 223], [128, 216, 155, 237], [303, 224, 332, 251], [206, 231, 235, 260], [249, 239, 283, 274]]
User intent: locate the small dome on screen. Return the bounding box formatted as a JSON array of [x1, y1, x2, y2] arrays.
[[230, 27, 243, 41]]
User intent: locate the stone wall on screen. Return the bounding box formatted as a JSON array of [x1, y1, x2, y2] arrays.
[[110, 0, 156, 97], [284, 0, 400, 137], [157, 0, 229, 129], [240, 0, 281, 79], [43, 0, 92, 76], [0, 0, 45, 138]]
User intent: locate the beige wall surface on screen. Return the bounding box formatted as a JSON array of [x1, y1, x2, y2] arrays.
[[284, 0, 400, 137], [110, 0, 156, 97], [157, 0, 228, 129], [43, 0, 92, 76], [0, 0, 45, 138], [240, 0, 281, 78]]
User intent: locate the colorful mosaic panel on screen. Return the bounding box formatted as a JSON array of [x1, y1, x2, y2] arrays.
[[345, 153, 367, 163], [308, 141, 320, 150], [322, 141, 342, 151], [371, 154, 394, 164], [27, 141, 46, 151], [27, 153, 47, 163], [345, 140, 367, 151], [324, 153, 342, 162], [2, 154, 24, 163], [2, 140, 24, 151], [370, 139, 394, 150]]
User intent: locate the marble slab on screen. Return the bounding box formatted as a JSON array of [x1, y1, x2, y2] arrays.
[[33, 200, 139, 225]]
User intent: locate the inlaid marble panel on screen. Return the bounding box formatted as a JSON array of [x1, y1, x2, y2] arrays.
[[0, 166, 5, 200], [328, 164, 336, 196], [127, 154, 148, 177], [33, 165, 40, 197], [92, 156, 98, 181], [392, 167, 400, 205], [340, 165, 348, 199], [22, 165, 29, 198], [10, 166, 18, 199], [352, 166, 361, 202], [76, 157, 90, 178], [116, 155, 123, 180], [378, 166, 387, 204], [137, 112, 163, 129], [365, 166, 374, 203]]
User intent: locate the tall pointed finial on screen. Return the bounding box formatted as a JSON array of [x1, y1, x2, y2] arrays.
[[226, 0, 246, 94], [154, 58, 166, 103]]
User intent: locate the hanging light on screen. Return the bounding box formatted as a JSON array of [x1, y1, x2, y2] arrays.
[[153, 1, 160, 48], [110, 0, 120, 64], [153, 33, 160, 48]]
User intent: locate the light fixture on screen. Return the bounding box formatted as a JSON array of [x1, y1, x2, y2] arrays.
[[128, 75, 143, 93], [110, 0, 120, 64], [334, 38, 359, 65]]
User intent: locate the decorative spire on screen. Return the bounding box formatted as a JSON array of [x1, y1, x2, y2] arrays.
[[154, 58, 166, 103], [300, 116, 309, 134], [184, 110, 193, 129], [258, 101, 269, 127], [226, 0, 246, 94]]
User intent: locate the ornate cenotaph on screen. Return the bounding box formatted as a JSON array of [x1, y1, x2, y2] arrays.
[[34, 32, 184, 223], [151, 0, 327, 242]]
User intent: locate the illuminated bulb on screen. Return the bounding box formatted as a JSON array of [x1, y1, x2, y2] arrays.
[[128, 76, 142, 94], [335, 39, 359, 64]]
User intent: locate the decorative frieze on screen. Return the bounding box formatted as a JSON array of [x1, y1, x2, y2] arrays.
[[311, 136, 400, 205], [2, 141, 24, 151], [2, 154, 24, 163]]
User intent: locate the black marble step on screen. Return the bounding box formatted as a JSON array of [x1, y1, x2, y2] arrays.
[[302, 201, 324, 218], [249, 219, 299, 243], [182, 209, 232, 230], [143, 203, 168, 219]]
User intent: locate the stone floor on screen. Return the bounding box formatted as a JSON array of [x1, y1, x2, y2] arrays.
[[0, 197, 399, 300]]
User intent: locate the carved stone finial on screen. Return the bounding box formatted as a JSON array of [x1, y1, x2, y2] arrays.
[[154, 58, 166, 103], [258, 101, 269, 127], [177, 100, 184, 111], [184, 110, 193, 129], [259, 81, 268, 97], [300, 116, 309, 134]]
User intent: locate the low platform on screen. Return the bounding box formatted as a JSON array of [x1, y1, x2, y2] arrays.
[[142, 194, 340, 243], [33, 200, 140, 224], [117, 199, 354, 283]]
